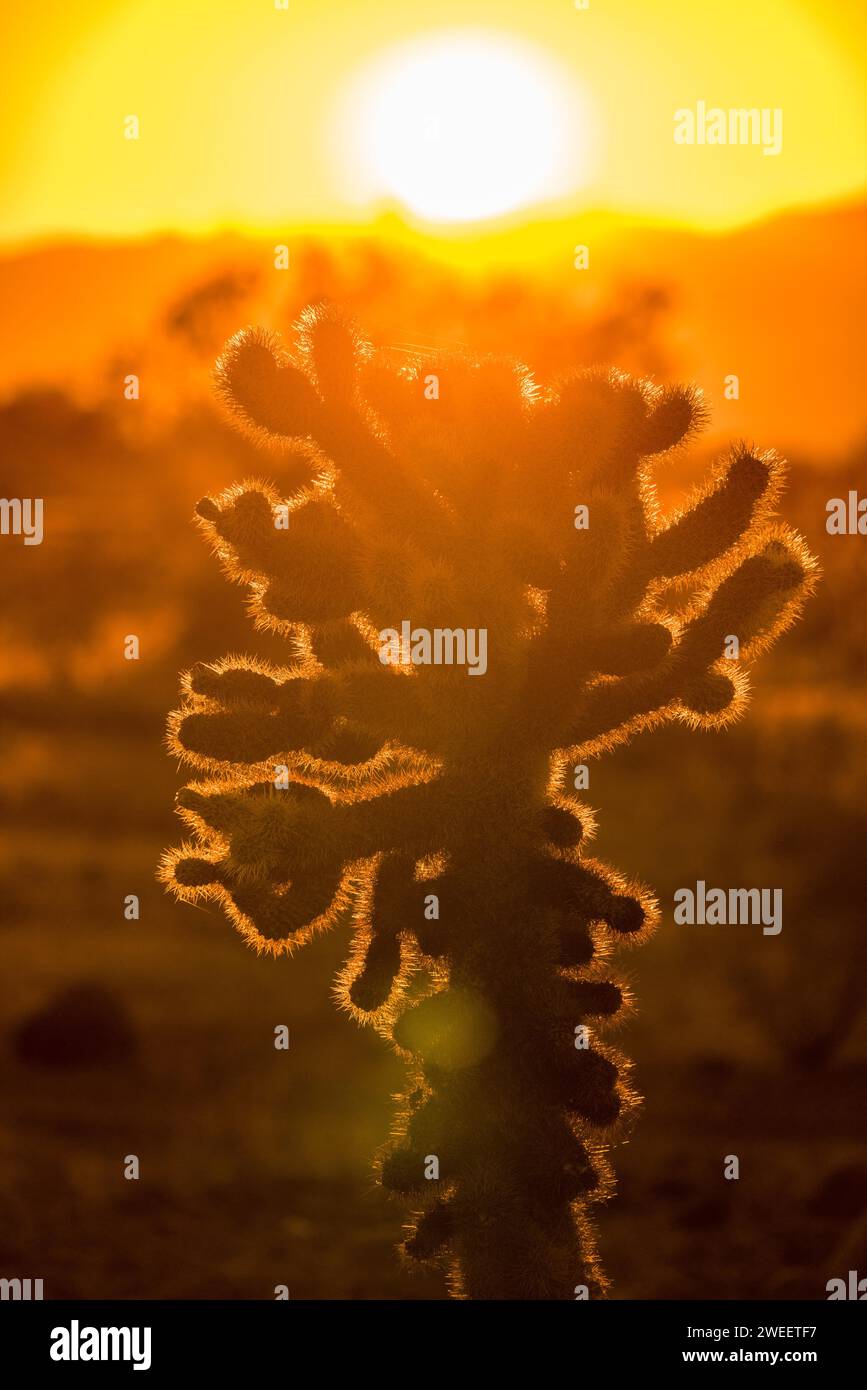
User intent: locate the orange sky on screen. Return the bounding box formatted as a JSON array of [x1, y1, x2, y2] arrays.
[[2, 0, 866, 244]]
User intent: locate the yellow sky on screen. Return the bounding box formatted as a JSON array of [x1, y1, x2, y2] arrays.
[[2, 0, 866, 244]]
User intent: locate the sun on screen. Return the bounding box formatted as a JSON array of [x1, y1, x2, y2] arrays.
[[337, 31, 596, 225]]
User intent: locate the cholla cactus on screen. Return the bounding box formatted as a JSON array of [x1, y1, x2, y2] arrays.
[[160, 304, 816, 1299]]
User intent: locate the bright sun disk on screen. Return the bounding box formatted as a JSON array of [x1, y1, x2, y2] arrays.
[[338, 31, 596, 225]]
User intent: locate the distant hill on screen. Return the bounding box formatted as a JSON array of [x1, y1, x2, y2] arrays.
[[0, 199, 864, 458]]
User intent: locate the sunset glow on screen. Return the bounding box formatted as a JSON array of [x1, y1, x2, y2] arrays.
[[1, 0, 865, 244], [338, 33, 594, 224]]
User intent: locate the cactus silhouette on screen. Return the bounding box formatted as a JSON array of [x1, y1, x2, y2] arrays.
[[160, 304, 817, 1299]]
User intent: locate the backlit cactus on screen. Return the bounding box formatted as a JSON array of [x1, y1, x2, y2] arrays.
[[160, 304, 817, 1299]]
